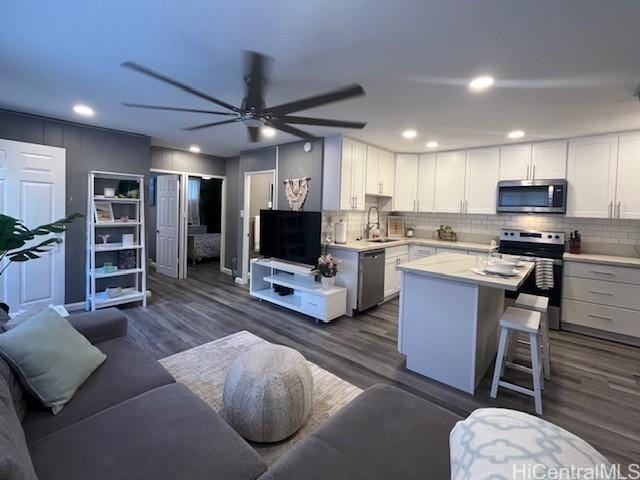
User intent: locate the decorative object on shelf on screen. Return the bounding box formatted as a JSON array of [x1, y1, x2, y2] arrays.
[[122, 234, 134, 247], [100, 262, 117, 274], [119, 215, 130, 223], [387, 216, 405, 238], [406, 227, 415, 238], [98, 234, 110, 245], [94, 201, 114, 223], [284, 176, 310, 211], [312, 254, 341, 290], [118, 250, 136, 270], [569, 230, 581, 254], [105, 286, 123, 298], [0, 212, 82, 313], [334, 219, 347, 244], [103, 187, 116, 198], [437, 225, 457, 242], [116, 180, 139, 199]]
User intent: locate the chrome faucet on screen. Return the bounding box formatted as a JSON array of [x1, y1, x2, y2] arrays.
[[365, 205, 380, 239]]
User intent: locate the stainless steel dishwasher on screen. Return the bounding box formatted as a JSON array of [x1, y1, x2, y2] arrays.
[[357, 249, 385, 312]]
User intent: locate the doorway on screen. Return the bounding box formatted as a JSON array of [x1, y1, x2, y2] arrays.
[[240, 170, 275, 283]]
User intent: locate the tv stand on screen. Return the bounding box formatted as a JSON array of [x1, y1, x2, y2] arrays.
[[249, 258, 347, 323]]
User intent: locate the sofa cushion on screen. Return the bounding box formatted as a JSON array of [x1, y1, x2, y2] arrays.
[[0, 355, 27, 422], [23, 337, 175, 443], [29, 383, 268, 480], [264, 384, 461, 480], [0, 369, 37, 480], [67, 308, 128, 344], [0, 309, 106, 415]]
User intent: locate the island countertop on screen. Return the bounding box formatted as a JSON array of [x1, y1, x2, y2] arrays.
[[397, 253, 534, 291]]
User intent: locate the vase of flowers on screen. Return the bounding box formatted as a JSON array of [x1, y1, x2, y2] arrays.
[[312, 254, 341, 290]]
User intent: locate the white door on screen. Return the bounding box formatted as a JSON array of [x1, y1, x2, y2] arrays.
[[531, 141, 568, 179], [465, 147, 499, 214], [156, 174, 180, 277], [615, 134, 640, 219], [567, 136, 618, 218], [417, 153, 436, 212], [0, 139, 65, 311], [394, 154, 418, 211], [351, 141, 367, 210], [365, 145, 380, 195], [434, 151, 466, 213], [339, 139, 354, 210], [379, 150, 395, 196], [499, 144, 532, 180]]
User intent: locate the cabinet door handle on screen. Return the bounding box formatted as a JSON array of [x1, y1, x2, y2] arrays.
[[590, 270, 615, 276], [465, 200, 468, 213], [460, 200, 463, 213], [526, 165, 530, 179], [588, 313, 613, 321], [589, 290, 614, 296], [417, 200, 420, 211], [532, 165, 536, 180], [617, 201, 621, 218], [608, 201, 613, 218]]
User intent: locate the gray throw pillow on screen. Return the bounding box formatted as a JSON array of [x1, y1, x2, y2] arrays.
[[0, 309, 106, 415]]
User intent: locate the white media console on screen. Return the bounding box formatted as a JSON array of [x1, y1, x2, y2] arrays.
[[249, 258, 347, 323]]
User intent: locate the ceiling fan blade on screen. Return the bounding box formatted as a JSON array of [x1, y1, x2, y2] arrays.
[[277, 115, 366, 129], [264, 119, 315, 140], [122, 102, 236, 116], [182, 118, 242, 131], [267, 84, 365, 115], [121, 61, 240, 113], [248, 126, 260, 142], [243, 51, 272, 111]]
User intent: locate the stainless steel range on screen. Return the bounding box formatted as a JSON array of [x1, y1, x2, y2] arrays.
[[498, 229, 565, 329]]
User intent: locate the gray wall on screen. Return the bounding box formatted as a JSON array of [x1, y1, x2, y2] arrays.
[[148, 146, 227, 262], [224, 156, 239, 272], [0, 109, 150, 303], [276, 139, 323, 211]]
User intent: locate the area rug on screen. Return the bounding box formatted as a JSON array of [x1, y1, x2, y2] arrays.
[[159, 330, 363, 465]]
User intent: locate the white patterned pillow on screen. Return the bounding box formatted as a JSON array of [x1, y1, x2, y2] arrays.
[[450, 408, 609, 479]]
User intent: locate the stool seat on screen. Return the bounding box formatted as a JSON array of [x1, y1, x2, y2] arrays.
[[515, 293, 549, 313], [500, 306, 541, 334]]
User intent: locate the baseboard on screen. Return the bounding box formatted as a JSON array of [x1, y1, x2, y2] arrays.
[[221, 267, 232, 275], [64, 301, 87, 312]]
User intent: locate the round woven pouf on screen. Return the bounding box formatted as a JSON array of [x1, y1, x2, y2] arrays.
[[223, 343, 313, 443]]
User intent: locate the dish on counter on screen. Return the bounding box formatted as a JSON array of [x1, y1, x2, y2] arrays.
[[484, 265, 521, 277]]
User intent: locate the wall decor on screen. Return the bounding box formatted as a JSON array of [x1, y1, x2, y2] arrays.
[[284, 177, 310, 211]]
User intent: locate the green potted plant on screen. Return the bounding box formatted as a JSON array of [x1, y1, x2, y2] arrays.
[[436, 224, 457, 242], [0, 213, 82, 313], [312, 254, 341, 290]]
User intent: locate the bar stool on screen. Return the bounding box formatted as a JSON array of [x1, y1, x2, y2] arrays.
[[491, 306, 544, 415], [510, 293, 551, 380]]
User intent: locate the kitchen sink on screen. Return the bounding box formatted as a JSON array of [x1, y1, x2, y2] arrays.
[[367, 238, 399, 243]]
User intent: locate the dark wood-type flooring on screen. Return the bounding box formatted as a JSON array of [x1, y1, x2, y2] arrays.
[[122, 262, 640, 467]]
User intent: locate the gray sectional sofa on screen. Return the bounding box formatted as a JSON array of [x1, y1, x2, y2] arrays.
[[0, 308, 461, 479]]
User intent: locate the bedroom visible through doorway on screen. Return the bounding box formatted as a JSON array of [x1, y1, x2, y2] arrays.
[[186, 175, 224, 273]]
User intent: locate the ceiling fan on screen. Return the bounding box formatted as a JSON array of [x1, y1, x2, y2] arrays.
[[121, 51, 367, 142]]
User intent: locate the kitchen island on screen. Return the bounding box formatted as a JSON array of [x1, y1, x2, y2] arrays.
[[397, 253, 534, 394]]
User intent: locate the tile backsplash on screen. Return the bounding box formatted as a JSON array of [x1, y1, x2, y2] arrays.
[[322, 203, 640, 257]]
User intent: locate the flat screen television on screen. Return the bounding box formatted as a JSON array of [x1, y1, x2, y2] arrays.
[[259, 210, 321, 266]]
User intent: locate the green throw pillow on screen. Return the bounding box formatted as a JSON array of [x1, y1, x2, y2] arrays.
[[0, 309, 106, 415]]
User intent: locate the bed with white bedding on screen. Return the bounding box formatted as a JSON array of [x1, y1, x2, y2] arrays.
[[187, 225, 221, 264]]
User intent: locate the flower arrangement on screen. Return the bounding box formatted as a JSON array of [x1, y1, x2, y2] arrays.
[[312, 254, 341, 278]]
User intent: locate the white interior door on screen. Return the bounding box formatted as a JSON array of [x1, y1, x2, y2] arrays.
[[156, 174, 179, 278], [0, 138, 65, 311]]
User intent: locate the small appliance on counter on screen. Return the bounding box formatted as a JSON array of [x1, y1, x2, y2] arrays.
[[406, 227, 415, 237], [334, 219, 347, 244], [569, 231, 581, 254]]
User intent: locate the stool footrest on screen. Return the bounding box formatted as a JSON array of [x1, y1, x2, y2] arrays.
[[498, 380, 535, 398]]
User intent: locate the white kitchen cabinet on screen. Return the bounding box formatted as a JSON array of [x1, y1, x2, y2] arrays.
[[323, 137, 366, 211], [566, 135, 618, 218], [393, 154, 418, 211], [464, 147, 499, 214], [615, 133, 640, 219], [366, 146, 394, 197], [531, 141, 567, 179], [434, 151, 466, 213], [417, 154, 436, 212], [499, 144, 532, 180], [408, 245, 436, 261], [436, 247, 470, 255], [384, 246, 409, 298]]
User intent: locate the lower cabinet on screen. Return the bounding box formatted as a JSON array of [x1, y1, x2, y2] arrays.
[[384, 246, 409, 298], [408, 245, 436, 262]]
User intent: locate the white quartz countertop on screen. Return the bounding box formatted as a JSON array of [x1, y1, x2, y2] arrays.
[[397, 253, 534, 291], [563, 252, 640, 269], [327, 237, 492, 253]]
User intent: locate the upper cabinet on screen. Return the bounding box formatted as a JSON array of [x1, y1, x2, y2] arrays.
[[614, 133, 640, 219], [465, 147, 500, 214], [566, 135, 618, 218], [322, 137, 367, 211], [434, 151, 467, 213], [417, 154, 436, 212], [499, 141, 567, 180], [393, 154, 418, 211], [365, 146, 394, 197]]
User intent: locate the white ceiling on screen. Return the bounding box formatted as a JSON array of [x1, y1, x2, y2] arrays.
[[2, 0, 640, 157]]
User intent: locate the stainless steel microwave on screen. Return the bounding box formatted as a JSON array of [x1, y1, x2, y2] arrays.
[[496, 179, 567, 213]]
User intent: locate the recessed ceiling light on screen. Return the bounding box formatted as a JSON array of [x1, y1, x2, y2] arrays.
[[261, 126, 276, 138], [468, 76, 495, 91], [507, 130, 525, 139], [73, 104, 94, 116], [189, 145, 201, 153], [402, 129, 417, 139], [426, 141, 439, 149]]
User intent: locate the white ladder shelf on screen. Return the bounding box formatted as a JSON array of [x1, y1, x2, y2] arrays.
[[86, 171, 147, 311]]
